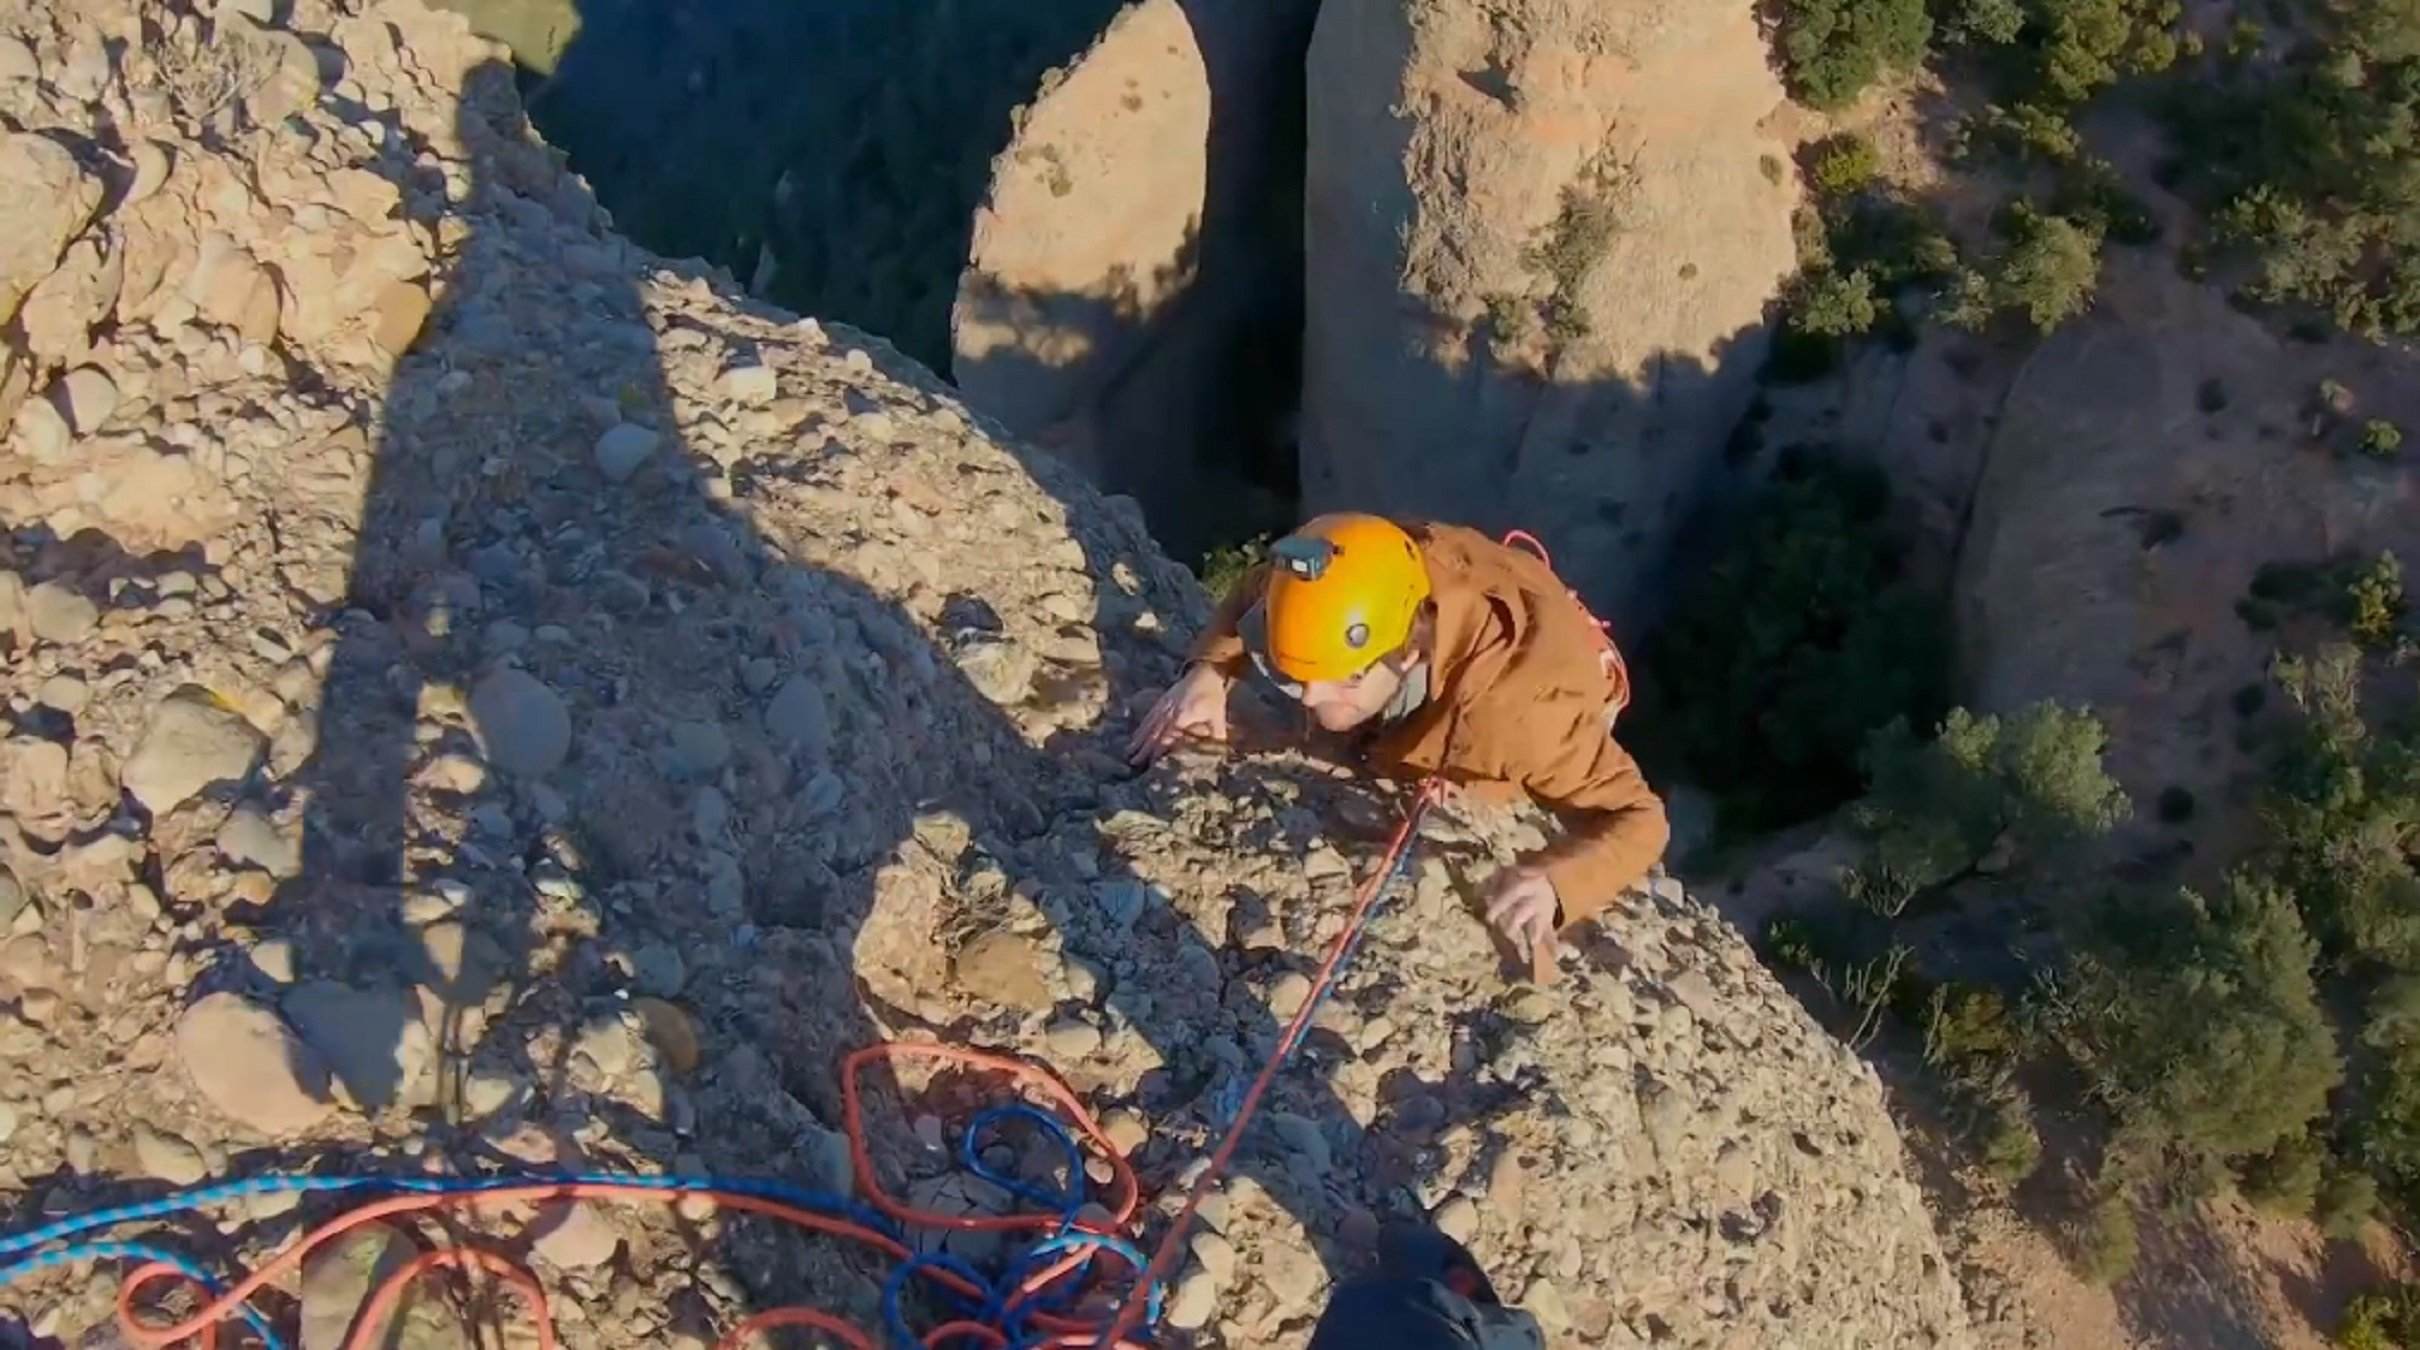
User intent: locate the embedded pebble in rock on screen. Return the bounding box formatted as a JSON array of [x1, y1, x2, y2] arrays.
[[216, 805, 301, 879], [413, 922, 501, 1001], [462, 1070, 524, 1121], [632, 996, 702, 1076], [0, 35, 34, 82], [1521, 1279, 1572, 1335], [0, 132, 96, 305], [0, 867, 24, 932], [719, 364, 778, 403], [11, 399, 70, 464], [632, 941, 687, 996], [0, 1102, 16, 1147], [668, 720, 731, 779], [1164, 1267, 1220, 1331], [953, 929, 1053, 1013], [1044, 1017, 1102, 1060], [283, 981, 434, 1112], [594, 423, 660, 481], [1267, 971, 1313, 1019], [953, 635, 1036, 706], [25, 581, 97, 645], [249, 938, 298, 985], [175, 992, 333, 1135], [468, 668, 571, 777], [300, 1221, 466, 1350], [133, 1123, 209, 1185], [35, 673, 88, 713], [122, 688, 266, 814], [1265, 1253, 1323, 1313], [531, 1202, 622, 1270], [764, 676, 831, 756], [1433, 1194, 1480, 1244], [1103, 1108, 1148, 1157], [1190, 1230, 1238, 1284], [416, 753, 487, 794], [53, 366, 118, 434]]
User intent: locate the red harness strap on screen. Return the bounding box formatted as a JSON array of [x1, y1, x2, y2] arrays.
[[1500, 529, 1631, 726]]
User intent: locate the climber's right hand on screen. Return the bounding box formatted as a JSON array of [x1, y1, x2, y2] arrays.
[[1126, 662, 1233, 766]]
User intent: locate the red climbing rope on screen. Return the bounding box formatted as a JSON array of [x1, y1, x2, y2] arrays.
[[1099, 779, 1443, 1347], [49, 787, 1445, 1350], [842, 1041, 1141, 1235], [105, 1161, 1145, 1348]]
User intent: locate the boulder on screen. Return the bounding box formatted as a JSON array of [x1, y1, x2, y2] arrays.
[[25, 580, 97, 644], [953, 0, 1211, 445], [122, 688, 268, 814], [282, 981, 434, 1112], [953, 0, 1320, 558], [593, 422, 659, 482], [0, 133, 101, 322], [1300, 0, 1798, 630], [468, 667, 571, 777], [175, 992, 335, 1136]]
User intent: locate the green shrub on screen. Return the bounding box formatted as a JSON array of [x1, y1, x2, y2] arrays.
[[2366, 976, 2420, 1052], [1831, 197, 1961, 285], [2363, 420, 2405, 460], [2347, 552, 2405, 648], [1924, 983, 2025, 1067], [2268, 643, 2420, 965], [1978, 1087, 2045, 1182], [1942, 267, 1999, 331], [1520, 155, 1635, 347], [1776, 0, 1933, 108], [1791, 265, 1882, 337], [1643, 455, 1950, 830], [2056, 156, 2163, 246], [1758, 908, 1919, 1046], [1763, 914, 1822, 971], [1943, 0, 2026, 45], [1943, 203, 2105, 331], [1851, 703, 2130, 899], [2319, 1166, 2382, 1240], [2227, 16, 2266, 62], [1997, 204, 2105, 330], [1198, 534, 1271, 599], [2338, 1282, 2420, 1350], [1810, 133, 1884, 196], [2073, 1193, 2141, 1284], [2240, 1129, 2328, 1215], [2055, 875, 2341, 1170], [2172, 11, 2420, 343], [2035, 0, 2183, 104]]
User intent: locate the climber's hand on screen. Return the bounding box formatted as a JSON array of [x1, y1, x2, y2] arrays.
[[1127, 663, 1233, 766], [1485, 867, 1562, 971]]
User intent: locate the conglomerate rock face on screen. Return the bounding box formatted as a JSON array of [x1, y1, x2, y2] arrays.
[[1299, 0, 1801, 632], [0, 2, 1967, 1346]]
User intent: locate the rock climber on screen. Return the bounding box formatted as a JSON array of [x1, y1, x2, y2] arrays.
[[1127, 513, 1669, 971]]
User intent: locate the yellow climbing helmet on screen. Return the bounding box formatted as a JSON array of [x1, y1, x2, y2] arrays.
[[1253, 513, 1432, 684]]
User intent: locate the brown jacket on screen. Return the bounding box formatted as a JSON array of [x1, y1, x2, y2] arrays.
[[1191, 522, 1669, 927]]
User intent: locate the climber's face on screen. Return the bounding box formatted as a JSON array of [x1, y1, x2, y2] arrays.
[[1295, 659, 1405, 732]]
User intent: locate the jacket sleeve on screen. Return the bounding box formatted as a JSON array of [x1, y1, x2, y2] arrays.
[[1185, 562, 1268, 679], [1518, 706, 1670, 928]]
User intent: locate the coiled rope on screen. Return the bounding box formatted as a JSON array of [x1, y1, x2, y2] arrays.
[[1, 783, 1441, 1349]]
